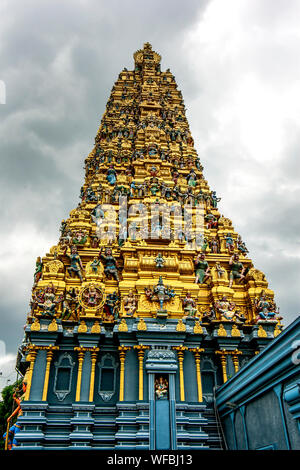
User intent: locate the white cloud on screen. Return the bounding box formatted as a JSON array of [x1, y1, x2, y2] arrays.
[[181, 0, 300, 323]]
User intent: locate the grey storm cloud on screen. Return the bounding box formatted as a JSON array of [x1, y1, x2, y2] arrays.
[[0, 0, 299, 360]]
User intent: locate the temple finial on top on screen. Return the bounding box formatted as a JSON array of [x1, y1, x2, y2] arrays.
[[134, 43, 161, 69], [143, 42, 152, 51]]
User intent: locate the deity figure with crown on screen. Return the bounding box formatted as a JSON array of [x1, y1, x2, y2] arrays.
[[194, 253, 211, 284], [155, 376, 169, 400], [255, 291, 281, 323], [99, 247, 119, 281], [182, 292, 198, 317], [65, 245, 84, 282], [123, 289, 137, 316], [36, 284, 63, 317]]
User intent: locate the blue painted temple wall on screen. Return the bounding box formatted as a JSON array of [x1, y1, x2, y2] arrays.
[[215, 316, 300, 450]]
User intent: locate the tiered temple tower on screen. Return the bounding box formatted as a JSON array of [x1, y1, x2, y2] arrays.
[[10, 43, 283, 450]]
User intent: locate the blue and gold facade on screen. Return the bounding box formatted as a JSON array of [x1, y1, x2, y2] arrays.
[[9, 43, 285, 450], [15, 317, 282, 449]]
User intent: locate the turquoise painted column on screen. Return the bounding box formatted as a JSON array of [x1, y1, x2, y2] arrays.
[[29, 349, 46, 401], [80, 351, 92, 402], [169, 374, 177, 450], [149, 374, 155, 450]]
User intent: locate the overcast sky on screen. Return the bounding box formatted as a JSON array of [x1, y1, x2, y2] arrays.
[[0, 0, 299, 384]]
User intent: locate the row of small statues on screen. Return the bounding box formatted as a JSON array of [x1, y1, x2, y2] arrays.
[[36, 241, 249, 293], [104, 74, 181, 95], [64, 246, 119, 282], [83, 162, 206, 193], [106, 85, 185, 117], [85, 152, 202, 179], [81, 183, 219, 210], [102, 165, 204, 188], [34, 246, 120, 288], [194, 252, 248, 288], [30, 274, 280, 325], [96, 122, 192, 145], [30, 283, 120, 322], [101, 89, 185, 126], [107, 71, 181, 97], [59, 222, 217, 248], [60, 204, 239, 246], [87, 144, 202, 170], [195, 234, 248, 255], [182, 291, 281, 323], [84, 146, 202, 187]]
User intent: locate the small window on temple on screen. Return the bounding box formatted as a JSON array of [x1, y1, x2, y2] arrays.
[[98, 354, 118, 401], [56, 367, 71, 392], [100, 369, 114, 391]]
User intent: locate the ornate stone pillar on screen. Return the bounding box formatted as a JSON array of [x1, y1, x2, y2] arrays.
[[118, 346, 131, 401], [215, 350, 228, 383], [89, 347, 99, 402], [190, 348, 205, 402], [173, 346, 187, 401], [74, 347, 86, 402], [24, 345, 38, 401], [42, 346, 59, 401], [232, 350, 242, 374], [134, 345, 150, 401]]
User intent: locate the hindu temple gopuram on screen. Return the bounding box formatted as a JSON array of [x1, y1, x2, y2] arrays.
[[7, 43, 284, 450]]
